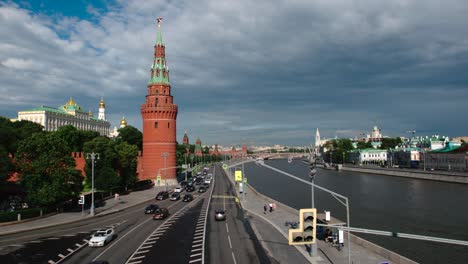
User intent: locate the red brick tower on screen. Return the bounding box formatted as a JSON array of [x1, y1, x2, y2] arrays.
[[141, 17, 178, 185]]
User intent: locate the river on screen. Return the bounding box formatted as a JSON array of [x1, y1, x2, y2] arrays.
[[244, 159, 468, 264]]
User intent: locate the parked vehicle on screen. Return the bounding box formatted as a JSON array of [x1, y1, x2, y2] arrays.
[[153, 208, 169, 220], [144, 204, 159, 214], [214, 209, 226, 221], [174, 187, 183, 193], [186, 186, 195, 192], [182, 194, 193, 202], [198, 187, 206, 193], [156, 191, 169, 200], [170, 193, 181, 201], [88, 229, 115, 247]]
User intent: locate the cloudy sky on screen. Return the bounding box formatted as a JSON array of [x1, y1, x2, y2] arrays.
[[1, 0, 467, 146]]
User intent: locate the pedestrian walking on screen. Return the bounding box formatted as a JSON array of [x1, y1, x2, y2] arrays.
[[263, 204, 267, 214], [269, 203, 273, 212]]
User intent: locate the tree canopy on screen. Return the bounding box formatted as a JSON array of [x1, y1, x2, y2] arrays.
[[117, 126, 142, 151], [380, 137, 402, 149], [15, 132, 82, 207]]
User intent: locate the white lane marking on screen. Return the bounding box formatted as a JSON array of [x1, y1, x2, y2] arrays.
[[189, 258, 202, 263], [83, 239, 89, 242], [127, 262, 142, 264], [45, 237, 61, 240], [190, 252, 202, 258], [134, 250, 149, 254], [130, 255, 145, 260], [29, 240, 42, 243], [48, 260, 55, 264], [75, 243, 82, 247], [225, 223, 229, 233], [193, 239, 203, 243], [67, 248, 74, 253], [140, 245, 152, 249], [191, 247, 202, 252], [192, 243, 202, 248], [62, 234, 76, 237], [194, 235, 203, 239], [228, 235, 232, 249], [58, 254, 65, 258], [143, 241, 156, 245], [146, 237, 158, 241], [231, 252, 237, 264]]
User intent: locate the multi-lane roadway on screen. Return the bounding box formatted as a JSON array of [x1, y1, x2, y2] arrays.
[[0, 165, 270, 264]]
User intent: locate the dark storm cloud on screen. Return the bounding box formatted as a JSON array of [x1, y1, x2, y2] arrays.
[[1, 0, 468, 145]]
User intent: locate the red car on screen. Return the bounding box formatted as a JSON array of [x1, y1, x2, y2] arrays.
[[153, 208, 169, 220]]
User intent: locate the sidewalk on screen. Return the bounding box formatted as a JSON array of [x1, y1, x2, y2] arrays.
[[0, 186, 171, 236], [223, 166, 402, 264]]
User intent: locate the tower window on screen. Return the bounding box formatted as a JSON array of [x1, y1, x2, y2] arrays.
[[168, 122, 170, 128], [154, 122, 158, 128], [165, 98, 168, 103]]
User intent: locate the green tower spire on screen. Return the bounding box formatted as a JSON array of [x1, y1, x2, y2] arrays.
[[156, 17, 163, 45], [148, 17, 170, 85]]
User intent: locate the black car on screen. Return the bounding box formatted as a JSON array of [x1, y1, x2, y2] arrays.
[[144, 204, 159, 214], [170, 193, 181, 201], [198, 187, 206, 193], [182, 194, 193, 202], [153, 208, 169, 220], [186, 185, 195, 192], [156, 191, 169, 200]]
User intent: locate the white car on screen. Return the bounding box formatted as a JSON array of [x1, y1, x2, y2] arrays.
[[174, 187, 183, 193], [88, 228, 114, 247], [204, 178, 212, 184]]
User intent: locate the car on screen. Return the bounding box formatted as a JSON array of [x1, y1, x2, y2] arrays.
[[182, 194, 193, 202], [144, 204, 159, 214], [88, 229, 115, 247], [156, 191, 169, 200], [174, 187, 183, 193], [170, 193, 181, 201], [215, 209, 226, 221], [186, 185, 195, 192], [198, 187, 206, 193], [180, 181, 187, 188], [153, 208, 169, 220], [204, 178, 212, 184]]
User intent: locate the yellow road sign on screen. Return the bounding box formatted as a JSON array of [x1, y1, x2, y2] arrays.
[[235, 170, 242, 182]]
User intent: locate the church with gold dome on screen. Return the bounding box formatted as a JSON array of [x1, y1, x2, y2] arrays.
[[17, 97, 111, 136], [109, 116, 128, 138]]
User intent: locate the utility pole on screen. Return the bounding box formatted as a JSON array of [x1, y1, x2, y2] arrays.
[[86, 152, 100, 216], [162, 152, 168, 191]]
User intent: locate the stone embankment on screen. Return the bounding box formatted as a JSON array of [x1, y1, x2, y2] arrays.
[[334, 165, 468, 184]]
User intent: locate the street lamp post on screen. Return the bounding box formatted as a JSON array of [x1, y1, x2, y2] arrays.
[[185, 153, 188, 182], [86, 152, 100, 216], [162, 152, 169, 191]]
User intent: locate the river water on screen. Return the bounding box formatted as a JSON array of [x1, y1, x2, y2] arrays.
[[244, 159, 468, 264]]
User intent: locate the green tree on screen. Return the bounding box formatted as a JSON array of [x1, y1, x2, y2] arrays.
[[381, 137, 402, 149], [117, 126, 142, 151], [0, 146, 13, 184], [357, 141, 373, 149], [83, 137, 119, 191], [114, 141, 139, 190], [15, 133, 82, 207], [202, 146, 210, 154], [56, 125, 99, 152]]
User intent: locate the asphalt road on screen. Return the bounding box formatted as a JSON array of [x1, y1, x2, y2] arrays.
[[205, 164, 271, 264]]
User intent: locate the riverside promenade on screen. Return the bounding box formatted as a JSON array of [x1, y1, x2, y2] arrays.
[[222, 163, 417, 264]]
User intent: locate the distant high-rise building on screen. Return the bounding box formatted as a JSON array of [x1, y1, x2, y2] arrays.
[[140, 17, 178, 184]]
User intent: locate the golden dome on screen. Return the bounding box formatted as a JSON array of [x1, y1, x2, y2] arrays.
[[99, 97, 105, 108], [120, 116, 127, 126], [67, 97, 76, 106]]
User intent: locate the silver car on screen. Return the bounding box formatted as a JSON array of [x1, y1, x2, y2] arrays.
[[215, 210, 226, 221], [88, 228, 114, 247]]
